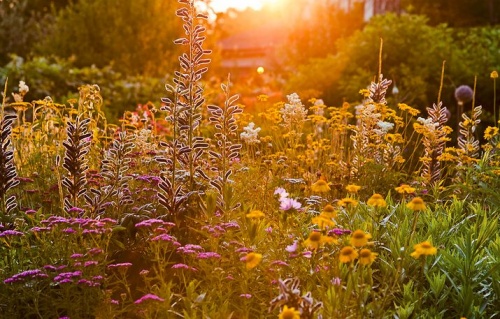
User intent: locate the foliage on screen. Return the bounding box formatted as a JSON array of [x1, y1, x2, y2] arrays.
[[0, 1, 499, 318]]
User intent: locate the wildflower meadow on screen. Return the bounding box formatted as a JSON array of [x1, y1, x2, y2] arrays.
[[1, 1, 499, 318]]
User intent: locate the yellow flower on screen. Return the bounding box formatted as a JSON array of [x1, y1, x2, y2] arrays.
[[491, 70, 499, 79], [339, 246, 358, 263], [321, 204, 337, 218], [358, 248, 378, 265], [367, 193, 387, 208], [303, 231, 337, 250], [410, 241, 437, 259], [311, 215, 335, 229], [350, 229, 372, 247], [310, 179, 330, 193], [484, 126, 499, 140], [406, 197, 426, 211], [395, 184, 416, 194], [345, 184, 361, 194], [359, 89, 370, 98], [246, 210, 265, 219], [257, 94, 269, 102], [279, 305, 301, 319], [245, 252, 263, 269], [338, 197, 358, 207]]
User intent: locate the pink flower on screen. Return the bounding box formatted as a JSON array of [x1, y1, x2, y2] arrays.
[[279, 197, 302, 211], [285, 241, 298, 253], [134, 293, 165, 304]]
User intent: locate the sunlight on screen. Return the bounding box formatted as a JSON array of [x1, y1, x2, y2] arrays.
[[210, 0, 280, 12]]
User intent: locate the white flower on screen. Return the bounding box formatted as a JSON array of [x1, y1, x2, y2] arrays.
[[280, 93, 307, 126], [18, 81, 29, 95], [240, 122, 261, 145], [377, 121, 394, 133], [417, 117, 438, 130]]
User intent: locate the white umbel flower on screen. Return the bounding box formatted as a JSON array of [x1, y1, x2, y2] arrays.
[[240, 122, 261, 145]]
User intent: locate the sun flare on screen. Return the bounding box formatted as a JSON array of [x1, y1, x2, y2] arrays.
[[209, 0, 281, 12]]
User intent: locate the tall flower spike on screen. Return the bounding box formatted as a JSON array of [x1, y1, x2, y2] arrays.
[[0, 112, 20, 220], [419, 102, 450, 186], [62, 115, 91, 214]]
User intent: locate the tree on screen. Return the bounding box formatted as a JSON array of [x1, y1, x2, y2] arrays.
[[38, 0, 183, 76]]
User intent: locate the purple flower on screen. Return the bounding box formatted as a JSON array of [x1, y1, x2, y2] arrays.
[[327, 228, 352, 236], [197, 252, 221, 259], [285, 241, 298, 253], [62, 228, 76, 234], [107, 263, 132, 269], [84, 261, 99, 267], [279, 197, 302, 211], [88, 248, 103, 255], [31, 227, 51, 232], [71, 253, 84, 259], [265, 226, 273, 233], [134, 293, 165, 304], [274, 187, 289, 199], [110, 299, 120, 305], [240, 294, 252, 299], [270, 260, 289, 267], [0, 230, 24, 237], [3, 269, 47, 284]]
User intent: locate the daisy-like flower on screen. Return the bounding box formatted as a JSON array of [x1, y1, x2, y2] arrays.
[[345, 184, 361, 194], [367, 193, 387, 208], [339, 246, 358, 263], [243, 252, 262, 269], [484, 126, 499, 140], [350, 229, 372, 247], [321, 204, 337, 218], [410, 241, 437, 259], [246, 210, 265, 219], [395, 184, 416, 194], [279, 305, 301, 319], [491, 70, 498, 79], [310, 179, 330, 193], [311, 215, 335, 229], [337, 197, 358, 207], [279, 197, 302, 211], [406, 197, 426, 211], [358, 248, 378, 265], [303, 231, 337, 250]]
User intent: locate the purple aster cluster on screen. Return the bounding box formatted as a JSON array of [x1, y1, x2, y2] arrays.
[[0, 230, 24, 237], [134, 293, 165, 304], [4, 269, 48, 284]]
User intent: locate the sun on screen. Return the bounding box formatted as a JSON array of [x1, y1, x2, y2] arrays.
[[209, 0, 280, 12]]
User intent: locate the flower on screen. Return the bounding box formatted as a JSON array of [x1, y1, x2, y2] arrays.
[[367, 193, 386, 207], [345, 184, 361, 194], [320, 204, 337, 218], [246, 210, 265, 219], [395, 184, 416, 194], [280, 93, 308, 126], [310, 179, 330, 193], [134, 293, 165, 304], [410, 241, 437, 259], [491, 71, 499, 79], [303, 231, 337, 250], [286, 241, 298, 253], [337, 197, 358, 207], [240, 122, 261, 145], [406, 197, 426, 211], [350, 229, 372, 247], [484, 126, 499, 140], [358, 248, 378, 265], [279, 305, 301, 319], [339, 246, 358, 263], [279, 197, 302, 211], [243, 252, 262, 269], [274, 187, 289, 199], [454, 85, 474, 104], [311, 215, 335, 229], [18, 81, 29, 94]]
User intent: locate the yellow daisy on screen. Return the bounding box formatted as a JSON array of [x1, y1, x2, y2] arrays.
[[311, 215, 335, 229], [350, 229, 372, 247], [358, 248, 378, 265], [410, 241, 437, 259], [367, 193, 387, 208], [394, 184, 416, 194], [338, 198, 358, 207], [279, 305, 301, 319], [244, 252, 263, 269], [339, 246, 358, 263], [321, 204, 337, 218], [246, 210, 265, 219], [345, 184, 361, 194], [310, 179, 330, 193], [406, 197, 426, 211]]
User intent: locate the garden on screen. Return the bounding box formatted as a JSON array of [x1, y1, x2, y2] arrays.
[[0, 0, 499, 318]]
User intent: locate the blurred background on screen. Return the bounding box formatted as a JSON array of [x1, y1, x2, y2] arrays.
[[0, 0, 499, 126]]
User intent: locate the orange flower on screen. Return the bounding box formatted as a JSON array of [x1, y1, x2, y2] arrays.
[[350, 229, 372, 247], [367, 193, 387, 207], [406, 197, 426, 211], [311, 179, 330, 193], [345, 184, 361, 194], [410, 241, 437, 259], [358, 248, 378, 265], [339, 246, 358, 263]]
